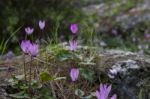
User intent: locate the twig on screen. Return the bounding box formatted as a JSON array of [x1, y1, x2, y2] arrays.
[[50, 82, 57, 99]]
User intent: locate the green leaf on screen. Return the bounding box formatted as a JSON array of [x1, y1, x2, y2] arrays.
[[54, 77, 66, 81], [79, 62, 95, 65], [9, 91, 29, 99], [15, 75, 24, 80], [40, 71, 54, 82], [56, 49, 73, 61], [8, 78, 18, 86], [80, 68, 95, 83], [81, 92, 96, 99], [75, 89, 85, 97], [138, 89, 143, 99], [31, 80, 42, 89]]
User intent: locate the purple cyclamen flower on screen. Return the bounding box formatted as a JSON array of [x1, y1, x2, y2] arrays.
[[25, 27, 34, 35], [70, 23, 78, 34], [108, 69, 118, 79], [144, 33, 150, 39], [29, 43, 39, 57], [69, 40, 77, 51], [70, 68, 79, 82], [21, 40, 31, 54], [112, 29, 118, 36], [39, 20, 45, 30], [111, 94, 117, 99], [96, 84, 117, 99]]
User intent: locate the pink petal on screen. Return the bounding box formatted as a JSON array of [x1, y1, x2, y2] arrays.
[[107, 84, 112, 94], [111, 94, 117, 99], [96, 90, 101, 99]]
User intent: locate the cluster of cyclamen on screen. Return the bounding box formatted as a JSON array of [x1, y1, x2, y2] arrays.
[[21, 20, 45, 56], [22, 22, 79, 82], [25, 20, 45, 35], [69, 23, 78, 51], [21, 22, 117, 99], [21, 40, 39, 57], [69, 24, 117, 99], [69, 24, 80, 82], [69, 24, 79, 82]]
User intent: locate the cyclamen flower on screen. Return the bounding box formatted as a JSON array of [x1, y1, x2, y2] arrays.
[[69, 40, 77, 51], [29, 43, 39, 57], [70, 68, 79, 82], [39, 20, 45, 30], [108, 69, 118, 79], [21, 40, 31, 54], [96, 84, 117, 99], [25, 27, 34, 35], [111, 94, 117, 99], [144, 33, 150, 39], [70, 23, 78, 34], [112, 29, 118, 36]]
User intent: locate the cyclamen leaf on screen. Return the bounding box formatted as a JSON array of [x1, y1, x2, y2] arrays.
[[75, 89, 85, 97], [40, 71, 54, 82]]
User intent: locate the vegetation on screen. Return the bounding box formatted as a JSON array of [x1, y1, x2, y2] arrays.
[[0, 0, 150, 99]]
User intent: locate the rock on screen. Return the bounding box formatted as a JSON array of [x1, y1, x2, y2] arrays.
[[0, 51, 15, 61], [0, 48, 149, 99], [82, 0, 150, 32], [0, 84, 10, 99], [98, 49, 150, 99]]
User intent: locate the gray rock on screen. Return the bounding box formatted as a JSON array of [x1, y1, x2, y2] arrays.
[[0, 51, 15, 61], [82, 0, 150, 32], [98, 50, 150, 99]]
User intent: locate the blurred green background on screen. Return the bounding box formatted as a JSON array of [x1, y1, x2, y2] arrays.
[[1, 0, 150, 55]]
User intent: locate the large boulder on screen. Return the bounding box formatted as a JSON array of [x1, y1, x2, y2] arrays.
[[98, 50, 150, 99]]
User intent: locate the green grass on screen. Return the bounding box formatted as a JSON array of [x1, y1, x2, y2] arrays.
[[0, 26, 22, 55]]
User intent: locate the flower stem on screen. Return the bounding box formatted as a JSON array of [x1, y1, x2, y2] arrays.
[[23, 54, 27, 85], [29, 56, 33, 98]]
